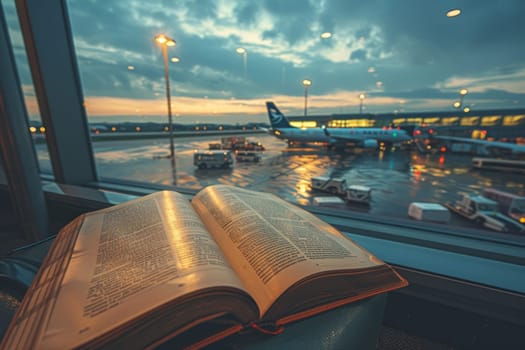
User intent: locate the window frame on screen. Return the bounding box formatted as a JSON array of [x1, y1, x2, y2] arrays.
[[15, 0, 97, 185], [5, 0, 525, 333]]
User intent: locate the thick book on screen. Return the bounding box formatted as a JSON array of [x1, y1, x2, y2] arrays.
[[0, 185, 407, 349]]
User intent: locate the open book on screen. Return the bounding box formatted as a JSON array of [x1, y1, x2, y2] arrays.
[[1, 185, 407, 349]]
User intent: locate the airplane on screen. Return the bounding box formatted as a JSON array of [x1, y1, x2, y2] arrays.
[[414, 127, 525, 156], [264, 101, 412, 149]]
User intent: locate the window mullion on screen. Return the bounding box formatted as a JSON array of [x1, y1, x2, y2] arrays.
[[15, 0, 97, 185]]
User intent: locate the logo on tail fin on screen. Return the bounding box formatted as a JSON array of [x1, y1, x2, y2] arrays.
[[269, 107, 284, 125], [266, 102, 292, 128]]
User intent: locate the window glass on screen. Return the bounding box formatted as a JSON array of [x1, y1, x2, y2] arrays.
[[503, 114, 525, 126], [65, 1, 525, 236], [423, 117, 439, 124], [460, 116, 480, 126], [1, 0, 53, 175], [481, 115, 502, 126], [441, 117, 459, 125], [406, 118, 422, 125]]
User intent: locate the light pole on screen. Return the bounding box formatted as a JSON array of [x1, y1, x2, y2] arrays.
[[236, 47, 247, 79], [302, 79, 312, 117], [459, 88, 468, 107], [359, 93, 365, 115], [154, 34, 176, 159], [281, 65, 286, 90]]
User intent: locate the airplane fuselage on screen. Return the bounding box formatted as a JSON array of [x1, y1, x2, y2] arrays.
[[273, 127, 410, 144]]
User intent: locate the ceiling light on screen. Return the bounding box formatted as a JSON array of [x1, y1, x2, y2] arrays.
[[446, 9, 461, 18]]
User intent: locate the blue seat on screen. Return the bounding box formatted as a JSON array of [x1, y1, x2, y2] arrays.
[[0, 237, 54, 340]]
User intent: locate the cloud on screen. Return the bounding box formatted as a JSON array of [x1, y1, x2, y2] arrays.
[[5, 0, 524, 122], [350, 49, 367, 62], [436, 67, 525, 94], [85, 86, 490, 124]]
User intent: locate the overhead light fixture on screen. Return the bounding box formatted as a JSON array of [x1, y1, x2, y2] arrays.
[[446, 9, 461, 18]]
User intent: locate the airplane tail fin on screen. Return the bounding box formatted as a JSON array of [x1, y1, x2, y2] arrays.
[[266, 101, 293, 129]]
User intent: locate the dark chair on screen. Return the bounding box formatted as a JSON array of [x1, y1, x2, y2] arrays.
[[0, 237, 55, 340]]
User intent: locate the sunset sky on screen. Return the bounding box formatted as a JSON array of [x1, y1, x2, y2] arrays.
[[3, 0, 525, 124]]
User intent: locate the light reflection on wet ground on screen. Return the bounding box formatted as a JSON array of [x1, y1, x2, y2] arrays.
[[37, 134, 525, 233]]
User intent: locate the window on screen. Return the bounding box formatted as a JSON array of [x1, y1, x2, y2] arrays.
[[423, 117, 440, 124], [290, 121, 317, 128], [481, 115, 502, 126], [1, 3, 524, 345], [328, 119, 374, 127], [56, 0, 525, 244], [1, 0, 53, 177], [503, 114, 525, 126], [460, 116, 480, 126], [441, 116, 459, 125], [406, 117, 422, 125], [392, 118, 406, 125]]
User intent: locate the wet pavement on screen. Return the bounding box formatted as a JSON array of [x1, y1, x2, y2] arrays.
[[36, 133, 525, 235]]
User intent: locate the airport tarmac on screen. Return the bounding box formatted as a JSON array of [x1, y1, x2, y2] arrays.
[[36, 133, 525, 235]]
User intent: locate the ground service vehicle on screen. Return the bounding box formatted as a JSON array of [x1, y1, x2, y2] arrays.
[[311, 176, 347, 195], [208, 143, 223, 150], [235, 151, 261, 162], [312, 196, 345, 208], [194, 150, 233, 169], [344, 185, 372, 204], [209, 138, 265, 152], [445, 194, 525, 233], [472, 157, 525, 173], [482, 188, 525, 224], [234, 141, 265, 152], [408, 202, 450, 223], [221, 136, 246, 149]]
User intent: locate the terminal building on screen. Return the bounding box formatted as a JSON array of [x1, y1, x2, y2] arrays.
[[287, 108, 525, 141]]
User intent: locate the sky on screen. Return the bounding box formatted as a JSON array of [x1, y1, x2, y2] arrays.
[[3, 0, 525, 124]]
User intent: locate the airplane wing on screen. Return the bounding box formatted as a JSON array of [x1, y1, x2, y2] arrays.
[[433, 135, 525, 154]]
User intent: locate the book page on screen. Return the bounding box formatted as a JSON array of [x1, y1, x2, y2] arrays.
[[191, 185, 382, 317], [36, 191, 249, 349]]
